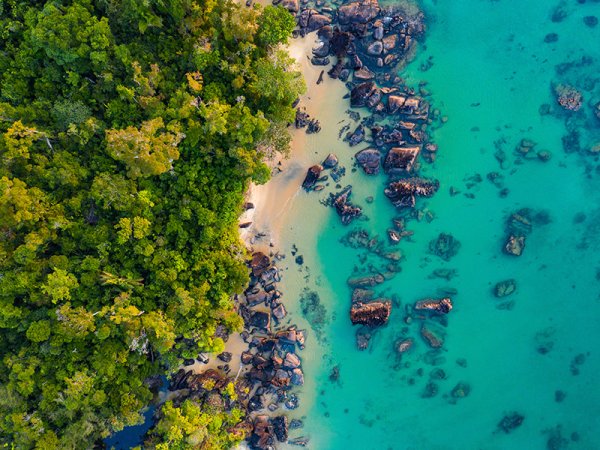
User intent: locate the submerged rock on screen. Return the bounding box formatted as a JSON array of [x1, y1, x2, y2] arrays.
[[555, 84, 583, 112], [428, 233, 461, 261], [414, 297, 453, 314], [350, 300, 392, 326], [395, 338, 414, 354], [420, 323, 444, 348], [497, 412, 524, 434], [494, 279, 516, 297]]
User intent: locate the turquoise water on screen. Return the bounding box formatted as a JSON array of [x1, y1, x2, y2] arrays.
[[278, 1, 600, 449]]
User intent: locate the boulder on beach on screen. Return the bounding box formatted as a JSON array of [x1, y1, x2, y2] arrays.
[[302, 164, 323, 190], [322, 153, 339, 168], [355, 148, 381, 175], [350, 300, 392, 326]]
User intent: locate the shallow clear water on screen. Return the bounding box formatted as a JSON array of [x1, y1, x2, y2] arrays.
[[275, 0, 600, 449]]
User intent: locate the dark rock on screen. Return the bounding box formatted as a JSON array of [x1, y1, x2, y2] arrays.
[[311, 56, 330, 66], [305, 12, 332, 33], [350, 300, 392, 326], [251, 252, 270, 276], [384, 146, 420, 173], [388, 95, 407, 113], [183, 358, 195, 366], [428, 233, 461, 261], [217, 352, 232, 363], [329, 30, 352, 56], [241, 351, 253, 365], [497, 412, 524, 434], [414, 297, 453, 314], [347, 125, 366, 146], [250, 311, 271, 330], [302, 164, 323, 190], [312, 41, 330, 57], [272, 415, 289, 442], [322, 153, 339, 168], [285, 393, 300, 409], [248, 394, 264, 412], [332, 186, 362, 225], [329, 365, 340, 382], [555, 390, 566, 403], [283, 352, 301, 369], [385, 177, 439, 208], [249, 415, 274, 449], [544, 33, 559, 43], [494, 279, 516, 297], [355, 148, 381, 175], [504, 235, 525, 256], [350, 82, 377, 107], [421, 382, 439, 398]]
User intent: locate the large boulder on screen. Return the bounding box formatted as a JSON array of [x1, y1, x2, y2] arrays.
[[504, 235, 525, 256], [350, 300, 392, 326], [338, 0, 381, 25], [272, 416, 289, 442], [384, 146, 420, 173], [355, 148, 381, 175], [388, 95, 407, 113], [307, 13, 332, 32], [251, 252, 270, 276]]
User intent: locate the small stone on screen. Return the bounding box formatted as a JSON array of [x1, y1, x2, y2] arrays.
[[555, 390, 566, 403], [583, 16, 598, 27], [451, 382, 471, 398]]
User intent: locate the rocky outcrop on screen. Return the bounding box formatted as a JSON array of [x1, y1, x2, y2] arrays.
[[420, 323, 444, 348], [331, 186, 362, 225], [350, 300, 391, 326], [338, 0, 381, 25], [355, 148, 381, 174], [384, 146, 420, 173], [414, 297, 453, 314], [384, 177, 439, 208]]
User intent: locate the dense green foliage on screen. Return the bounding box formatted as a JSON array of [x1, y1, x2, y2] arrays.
[[0, 0, 304, 447]]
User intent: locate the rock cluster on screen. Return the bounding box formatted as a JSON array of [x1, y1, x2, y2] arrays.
[[555, 84, 583, 112], [170, 252, 307, 449], [385, 177, 439, 208], [350, 299, 392, 326]]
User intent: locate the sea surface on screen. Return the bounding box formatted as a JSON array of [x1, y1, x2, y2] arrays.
[[273, 0, 600, 449]]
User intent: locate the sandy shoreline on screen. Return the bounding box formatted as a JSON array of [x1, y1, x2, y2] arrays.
[[239, 34, 344, 252]]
